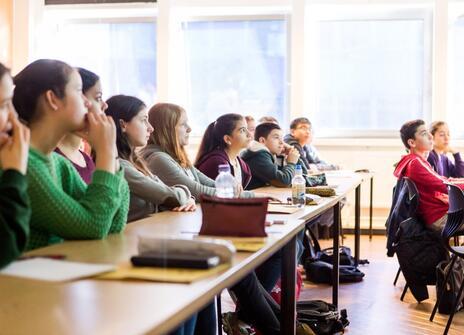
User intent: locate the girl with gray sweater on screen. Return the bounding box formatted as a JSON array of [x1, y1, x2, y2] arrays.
[[105, 95, 195, 222], [141, 103, 253, 199]]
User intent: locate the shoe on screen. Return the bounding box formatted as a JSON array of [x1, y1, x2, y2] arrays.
[[296, 322, 316, 335], [222, 312, 256, 335]]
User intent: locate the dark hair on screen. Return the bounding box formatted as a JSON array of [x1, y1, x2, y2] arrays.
[[254, 122, 281, 141], [148, 103, 191, 168], [195, 113, 244, 164], [290, 117, 311, 130], [400, 119, 425, 149], [105, 95, 151, 175], [77, 67, 100, 94], [0, 63, 10, 80], [13, 59, 74, 124], [429, 121, 446, 136]]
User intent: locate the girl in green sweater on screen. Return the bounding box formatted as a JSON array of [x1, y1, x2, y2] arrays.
[[0, 63, 31, 268], [13, 59, 130, 250]]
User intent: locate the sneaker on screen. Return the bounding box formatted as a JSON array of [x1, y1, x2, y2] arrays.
[[222, 312, 256, 335], [296, 322, 316, 335]]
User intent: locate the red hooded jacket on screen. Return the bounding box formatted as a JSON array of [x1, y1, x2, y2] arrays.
[[393, 153, 464, 225]]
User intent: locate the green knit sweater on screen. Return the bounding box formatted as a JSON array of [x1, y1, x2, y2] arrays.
[[26, 148, 129, 250], [0, 169, 30, 268]]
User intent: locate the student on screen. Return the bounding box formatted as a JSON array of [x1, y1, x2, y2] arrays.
[[245, 115, 256, 138], [13, 59, 129, 250], [195, 113, 253, 194], [55, 68, 106, 184], [0, 63, 30, 268], [143, 105, 254, 199], [394, 119, 464, 231], [427, 121, 464, 178], [242, 122, 300, 190], [105, 95, 195, 222], [284, 117, 338, 172]]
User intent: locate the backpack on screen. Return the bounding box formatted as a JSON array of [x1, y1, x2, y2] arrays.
[[436, 258, 464, 314], [302, 225, 366, 284], [270, 267, 303, 305], [297, 300, 349, 335], [305, 260, 365, 284]]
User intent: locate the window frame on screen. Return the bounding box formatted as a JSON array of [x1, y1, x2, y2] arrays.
[[305, 4, 433, 138]]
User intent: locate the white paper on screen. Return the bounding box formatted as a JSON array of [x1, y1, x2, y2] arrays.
[[0, 258, 115, 282]]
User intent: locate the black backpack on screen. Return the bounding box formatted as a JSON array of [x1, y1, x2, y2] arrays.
[[302, 225, 367, 284], [297, 300, 349, 334]]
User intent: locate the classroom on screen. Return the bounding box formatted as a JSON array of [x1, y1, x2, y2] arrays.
[[1, 0, 464, 334]]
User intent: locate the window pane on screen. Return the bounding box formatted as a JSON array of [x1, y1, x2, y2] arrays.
[[182, 19, 287, 134], [37, 22, 157, 105], [450, 17, 464, 137], [316, 19, 426, 133]]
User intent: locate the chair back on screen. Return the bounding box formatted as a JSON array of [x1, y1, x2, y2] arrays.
[[442, 184, 464, 254]]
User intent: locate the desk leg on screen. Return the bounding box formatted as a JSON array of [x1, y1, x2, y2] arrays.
[[332, 202, 340, 308], [355, 185, 361, 266], [369, 176, 374, 241], [281, 235, 296, 335]]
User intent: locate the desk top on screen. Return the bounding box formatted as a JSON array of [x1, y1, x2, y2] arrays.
[[0, 172, 363, 335]]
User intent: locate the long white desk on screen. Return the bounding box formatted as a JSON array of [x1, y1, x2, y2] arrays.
[[0, 172, 364, 335]]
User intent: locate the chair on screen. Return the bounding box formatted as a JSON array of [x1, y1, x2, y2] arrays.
[[429, 183, 464, 335], [387, 177, 420, 299]]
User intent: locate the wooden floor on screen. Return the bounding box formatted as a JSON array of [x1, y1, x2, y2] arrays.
[[222, 235, 464, 334], [300, 235, 464, 335]]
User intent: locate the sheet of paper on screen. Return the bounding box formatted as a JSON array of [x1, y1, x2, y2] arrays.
[[0, 258, 115, 282], [267, 203, 302, 214]]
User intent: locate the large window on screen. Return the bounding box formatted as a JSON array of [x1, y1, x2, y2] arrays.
[[449, 15, 464, 137], [36, 20, 157, 105], [309, 8, 431, 137], [181, 18, 288, 134]]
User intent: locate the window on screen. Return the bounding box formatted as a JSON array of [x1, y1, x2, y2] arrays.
[[309, 7, 431, 137], [449, 15, 464, 137], [181, 18, 288, 135], [36, 17, 157, 105]]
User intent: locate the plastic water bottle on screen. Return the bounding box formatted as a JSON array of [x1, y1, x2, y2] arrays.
[[215, 164, 235, 198], [292, 164, 306, 207]]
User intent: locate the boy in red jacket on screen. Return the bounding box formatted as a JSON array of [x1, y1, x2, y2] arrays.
[[394, 119, 464, 231]]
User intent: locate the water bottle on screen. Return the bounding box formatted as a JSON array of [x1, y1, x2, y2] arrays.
[[215, 164, 235, 198], [292, 164, 306, 207]]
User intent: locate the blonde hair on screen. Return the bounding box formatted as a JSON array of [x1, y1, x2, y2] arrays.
[[148, 103, 192, 168], [429, 121, 446, 136]]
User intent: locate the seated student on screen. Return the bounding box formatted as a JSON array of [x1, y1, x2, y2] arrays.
[[105, 95, 195, 222], [242, 122, 300, 190], [0, 63, 30, 268], [245, 115, 256, 139], [284, 117, 338, 172], [196, 113, 253, 192], [55, 68, 106, 184], [427, 121, 464, 178], [394, 119, 464, 231], [13, 59, 129, 250]]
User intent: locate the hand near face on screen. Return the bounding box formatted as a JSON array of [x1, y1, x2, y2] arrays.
[[287, 147, 300, 164], [0, 110, 30, 174]]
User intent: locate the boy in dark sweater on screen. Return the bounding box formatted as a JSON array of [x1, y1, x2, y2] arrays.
[[242, 122, 300, 190]]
